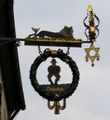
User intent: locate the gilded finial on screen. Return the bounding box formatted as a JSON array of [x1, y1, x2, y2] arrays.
[[87, 5, 93, 13]]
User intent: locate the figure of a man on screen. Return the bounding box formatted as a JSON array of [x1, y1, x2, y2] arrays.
[[48, 59, 61, 85]]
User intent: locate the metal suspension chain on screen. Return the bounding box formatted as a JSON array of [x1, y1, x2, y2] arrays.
[[37, 44, 70, 55], [38, 45, 42, 54], [66, 46, 70, 55]]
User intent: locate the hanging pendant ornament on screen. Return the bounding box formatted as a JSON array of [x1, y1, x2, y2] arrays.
[[83, 5, 100, 66], [25, 25, 82, 114], [48, 99, 66, 114], [85, 43, 100, 66], [30, 48, 80, 114]]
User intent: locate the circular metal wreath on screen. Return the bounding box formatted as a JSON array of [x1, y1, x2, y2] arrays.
[[30, 49, 80, 101]]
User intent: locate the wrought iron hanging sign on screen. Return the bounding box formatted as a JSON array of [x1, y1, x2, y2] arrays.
[[0, 5, 100, 114], [30, 49, 80, 114], [25, 5, 100, 114]]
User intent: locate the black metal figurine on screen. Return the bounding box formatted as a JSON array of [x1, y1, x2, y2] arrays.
[[27, 26, 74, 39], [48, 59, 61, 85]]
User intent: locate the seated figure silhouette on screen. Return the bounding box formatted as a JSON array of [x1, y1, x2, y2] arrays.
[[48, 59, 61, 85]]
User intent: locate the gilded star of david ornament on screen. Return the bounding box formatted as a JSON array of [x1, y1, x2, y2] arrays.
[[85, 43, 100, 66]]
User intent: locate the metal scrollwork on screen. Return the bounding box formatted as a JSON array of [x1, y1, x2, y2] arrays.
[[83, 5, 100, 42], [83, 5, 100, 66]]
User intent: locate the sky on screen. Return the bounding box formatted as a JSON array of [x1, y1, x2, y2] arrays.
[[14, 0, 110, 120]]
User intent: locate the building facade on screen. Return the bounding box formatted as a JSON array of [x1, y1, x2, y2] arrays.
[[0, 0, 26, 119]]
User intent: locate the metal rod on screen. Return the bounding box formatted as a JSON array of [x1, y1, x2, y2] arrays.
[[0, 37, 92, 47], [0, 37, 26, 46], [0, 37, 25, 41], [82, 41, 92, 44]]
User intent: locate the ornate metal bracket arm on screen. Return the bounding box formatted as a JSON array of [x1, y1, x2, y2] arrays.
[[83, 5, 100, 42], [30, 49, 80, 114]]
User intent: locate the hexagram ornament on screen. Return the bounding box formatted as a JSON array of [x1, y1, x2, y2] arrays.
[[85, 43, 100, 66]]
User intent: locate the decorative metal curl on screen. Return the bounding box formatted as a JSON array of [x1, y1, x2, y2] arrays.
[[48, 99, 66, 114], [83, 5, 100, 42], [28, 27, 40, 38], [30, 48, 80, 101]]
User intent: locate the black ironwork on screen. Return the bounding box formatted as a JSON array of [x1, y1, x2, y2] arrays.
[[27, 26, 74, 39], [83, 5, 100, 42], [47, 59, 61, 85], [0, 4, 101, 115], [30, 49, 80, 101], [83, 5, 100, 66]]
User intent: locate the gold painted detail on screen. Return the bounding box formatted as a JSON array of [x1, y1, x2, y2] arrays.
[[51, 50, 58, 57], [48, 98, 66, 114], [84, 5, 100, 42], [87, 5, 93, 13], [25, 38, 82, 47], [25, 37, 82, 43], [85, 43, 100, 66], [46, 86, 64, 93]]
